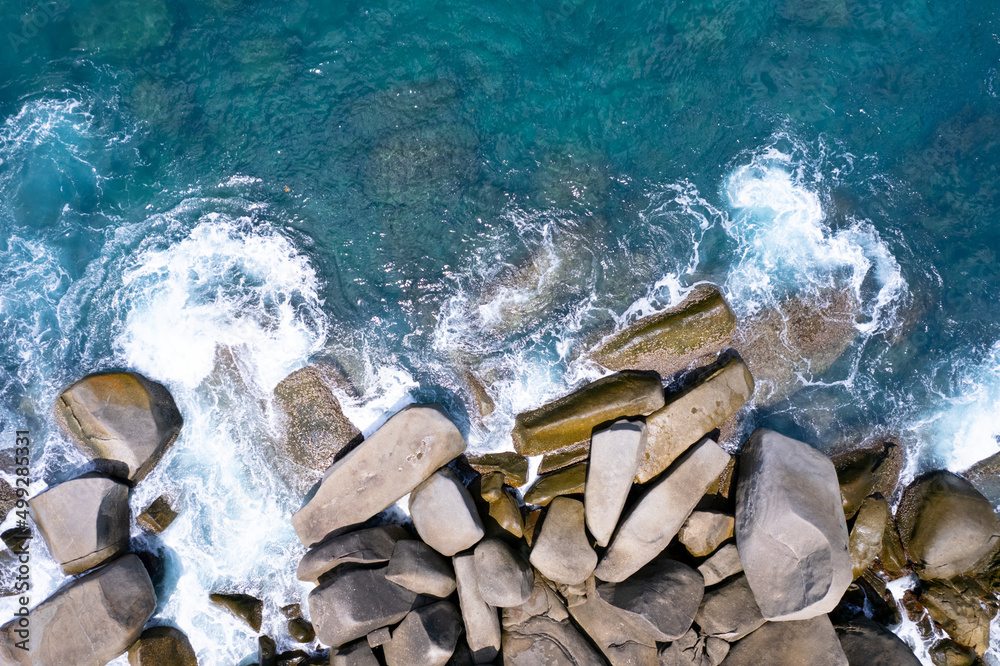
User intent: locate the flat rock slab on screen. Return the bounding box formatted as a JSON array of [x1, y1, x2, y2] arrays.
[[530, 497, 597, 586], [466, 452, 529, 487], [293, 404, 466, 547], [298, 525, 410, 583], [502, 616, 606, 666], [54, 372, 183, 483], [524, 461, 587, 506], [385, 601, 462, 666], [386, 539, 457, 598], [309, 566, 421, 647], [586, 419, 646, 547], [735, 429, 852, 621], [636, 357, 753, 483], [512, 371, 664, 456], [474, 538, 534, 608], [596, 438, 730, 583], [694, 575, 765, 642], [590, 285, 737, 380], [127, 626, 197, 666], [720, 615, 849, 666], [409, 468, 484, 556], [0, 554, 156, 665], [597, 557, 704, 642], [679, 510, 735, 558], [896, 470, 1000, 580], [698, 544, 743, 587], [453, 551, 501, 662], [835, 617, 921, 666], [30, 473, 130, 575]]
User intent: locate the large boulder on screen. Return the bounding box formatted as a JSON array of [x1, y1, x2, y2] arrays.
[[539, 443, 590, 475], [596, 438, 731, 583], [453, 551, 501, 662], [292, 404, 466, 547], [720, 615, 849, 665], [308, 566, 422, 647], [597, 557, 704, 642], [694, 575, 766, 642], [635, 357, 753, 483], [273, 363, 362, 495], [127, 626, 198, 666], [53, 372, 183, 483], [0, 554, 156, 665], [136, 495, 178, 534], [384, 601, 462, 666], [474, 538, 534, 608], [586, 419, 646, 547], [529, 497, 597, 586], [896, 470, 1000, 580], [297, 525, 410, 583], [409, 468, 484, 556], [735, 429, 852, 621], [590, 286, 737, 379], [511, 371, 664, 456], [209, 593, 263, 632], [29, 473, 130, 575], [386, 539, 457, 598], [835, 616, 920, 665]]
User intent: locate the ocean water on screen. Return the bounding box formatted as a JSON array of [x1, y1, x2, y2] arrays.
[[0, 0, 999, 662]]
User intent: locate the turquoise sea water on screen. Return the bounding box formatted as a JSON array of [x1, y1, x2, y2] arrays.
[[1, 0, 1000, 662]]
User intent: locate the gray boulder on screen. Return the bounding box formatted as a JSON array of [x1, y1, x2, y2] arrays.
[[568, 588, 659, 666], [297, 525, 410, 583], [597, 557, 704, 642], [529, 497, 597, 586], [735, 429, 852, 621], [308, 566, 422, 647], [292, 403, 466, 547], [720, 615, 849, 666], [386, 539, 456, 598], [698, 544, 743, 587], [454, 551, 501, 662], [586, 419, 646, 547], [896, 470, 1000, 580], [331, 640, 380, 666], [596, 438, 731, 583], [835, 616, 920, 665], [0, 554, 156, 665], [385, 601, 463, 666], [474, 538, 534, 608], [849, 497, 889, 579], [409, 468, 484, 556], [53, 372, 183, 483], [512, 371, 665, 456], [694, 575, 765, 642], [678, 510, 734, 558], [29, 473, 130, 575], [636, 357, 753, 483]]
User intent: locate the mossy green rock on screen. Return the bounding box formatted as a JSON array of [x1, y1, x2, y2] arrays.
[[591, 286, 737, 378], [512, 371, 664, 456]]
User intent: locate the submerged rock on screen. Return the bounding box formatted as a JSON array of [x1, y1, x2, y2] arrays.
[[309, 566, 422, 647], [297, 525, 410, 584], [512, 371, 664, 456], [466, 452, 529, 487], [586, 419, 646, 547], [831, 438, 906, 519], [720, 615, 849, 665], [409, 467, 485, 556], [896, 470, 1000, 580], [137, 495, 178, 534], [385, 601, 463, 666], [53, 371, 183, 483], [590, 286, 738, 379], [921, 577, 995, 655], [274, 363, 362, 495], [292, 403, 466, 547], [0, 554, 156, 665], [524, 461, 587, 506], [529, 497, 597, 586], [29, 473, 130, 575], [127, 625, 198, 666], [209, 593, 262, 632], [288, 617, 316, 643], [636, 356, 754, 483], [735, 429, 852, 621], [386, 539, 457, 598], [596, 438, 731, 583]]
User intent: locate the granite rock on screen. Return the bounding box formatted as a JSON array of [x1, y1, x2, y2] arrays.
[[386, 539, 457, 598], [410, 467, 484, 556], [474, 538, 534, 608], [385, 601, 463, 666], [530, 497, 597, 586], [586, 419, 646, 547]]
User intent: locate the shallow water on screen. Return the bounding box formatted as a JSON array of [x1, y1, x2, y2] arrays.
[[1, 0, 999, 662]]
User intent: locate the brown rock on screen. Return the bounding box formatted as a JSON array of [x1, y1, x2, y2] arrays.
[[466, 452, 528, 487], [292, 403, 466, 547], [128, 626, 198, 666], [480, 471, 505, 502], [485, 485, 524, 539], [137, 495, 179, 534], [921, 578, 994, 655], [538, 444, 590, 475], [590, 285, 737, 379], [524, 462, 587, 506], [679, 510, 735, 558], [635, 357, 753, 483], [849, 497, 889, 579], [831, 439, 905, 519], [512, 371, 665, 456], [53, 372, 183, 483], [409, 467, 485, 556], [524, 508, 542, 546], [209, 592, 263, 632], [288, 617, 315, 643]]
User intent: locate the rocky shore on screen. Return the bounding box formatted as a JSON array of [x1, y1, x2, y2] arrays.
[[2, 286, 999, 665]]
